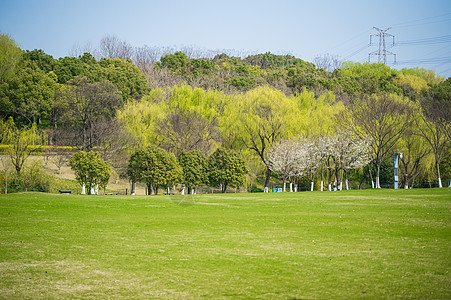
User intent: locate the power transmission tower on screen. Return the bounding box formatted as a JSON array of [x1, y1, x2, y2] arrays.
[[369, 27, 396, 64]]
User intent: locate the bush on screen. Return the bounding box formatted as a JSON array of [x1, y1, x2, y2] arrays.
[[7, 161, 52, 191]]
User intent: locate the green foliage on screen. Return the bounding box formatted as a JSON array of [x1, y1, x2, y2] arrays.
[[0, 117, 45, 175], [119, 85, 226, 153], [221, 85, 302, 188], [23, 49, 56, 73], [160, 51, 190, 74], [244, 52, 315, 70], [207, 148, 247, 192], [4, 59, 59, 124], [177, 150, 207, 192], [69, 151, 111, 193], [0, 34, 22, 84], [400, 67, 445, 85], [362, 157, 393, 187], [98, 57, 149, 101], [286, 66, 320, 92], [225, 76, 256, 90], [127, 146, 182, 194], [1, 34, 449, 193], [52, 55, 148, 102], [54, 76, 122, 150], [10, 160, 51, 191]]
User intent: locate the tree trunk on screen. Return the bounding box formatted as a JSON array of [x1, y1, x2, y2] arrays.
[[436, 160, 442, 188], [376, 163, 381, 188], [131, 181, 135, 195], [146, 184, 152, 195], [264, 167, 271, 192], [335, 168, 340, 190], [310, 181, 314, 192], [328, 168, 333, 191], [222, 183, 227, 193], [339, 170, 343, 191]]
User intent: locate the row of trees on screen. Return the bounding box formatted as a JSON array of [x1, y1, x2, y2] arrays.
[[67, 146, 247, 195], [0, 33, 450, 193], [127, 146, 246, 194], [268, 130, 372, 192]]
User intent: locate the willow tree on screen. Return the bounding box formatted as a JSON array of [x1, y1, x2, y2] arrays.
[[118, 85, 228, 155], [116, 93, 163, 147], [154, 85, 227, 155], [221, 86, 301, 192]]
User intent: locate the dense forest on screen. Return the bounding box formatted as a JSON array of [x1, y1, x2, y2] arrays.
[[0, 34, 450, 193]]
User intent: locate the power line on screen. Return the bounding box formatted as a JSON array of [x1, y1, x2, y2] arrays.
[[342, 45, 369, 61], [396, 34, 451, 46], [395, 56, 451, 65], [323, 28, 373, 54], [389, 13, 451, 28]]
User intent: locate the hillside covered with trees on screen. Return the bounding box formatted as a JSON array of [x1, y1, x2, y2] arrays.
[[0, 33, 450, 193]]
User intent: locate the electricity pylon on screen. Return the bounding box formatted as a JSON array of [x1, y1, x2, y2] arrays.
[[369, 27, 396, 64]]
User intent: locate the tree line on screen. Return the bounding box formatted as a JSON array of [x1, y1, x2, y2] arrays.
[[0, 33, 450, 193]]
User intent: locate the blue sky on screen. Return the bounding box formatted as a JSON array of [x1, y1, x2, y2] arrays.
[[1, 0, 451, 77]]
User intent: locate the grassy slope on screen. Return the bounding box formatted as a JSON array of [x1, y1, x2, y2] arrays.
[[0, 189, 450, 299]]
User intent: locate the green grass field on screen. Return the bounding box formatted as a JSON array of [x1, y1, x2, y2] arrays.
[[0, 189, 450, 299]]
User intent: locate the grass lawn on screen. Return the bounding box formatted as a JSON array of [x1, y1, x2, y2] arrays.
[[0, 189, 450, 299]]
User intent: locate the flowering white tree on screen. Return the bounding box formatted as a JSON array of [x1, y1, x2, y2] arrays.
[[268, 139, 298, 192], [298, 137, 323, 191], [269, 132, 372, 192], [337, 130, 372, 190], [316, 135, 334, 191]]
